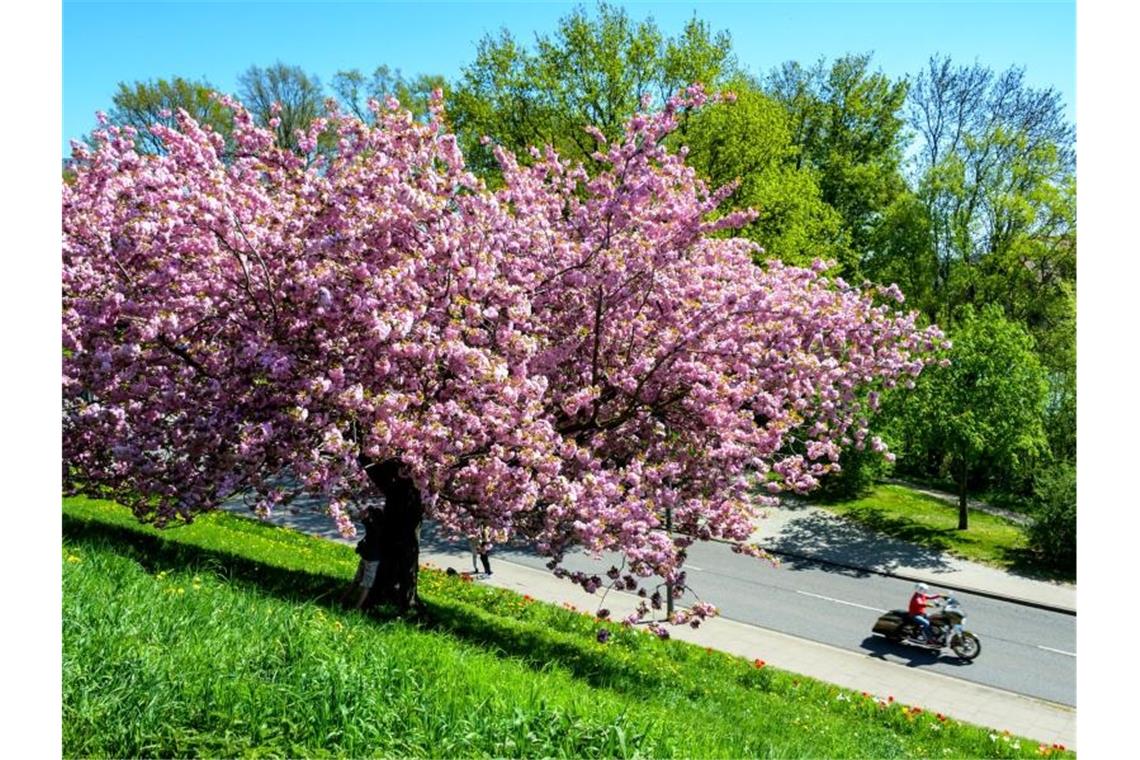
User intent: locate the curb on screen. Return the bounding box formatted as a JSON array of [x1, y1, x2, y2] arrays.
[[762, 547, 1077, 616]]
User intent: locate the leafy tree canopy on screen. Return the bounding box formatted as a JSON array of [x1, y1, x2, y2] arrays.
[[886, 305, 1048, 526], [103, 76, 234, 155], [238, 62, 326, 153], [766, 54, 910, 273], [676, 76, 844, 266], [63, 89, 942, 619], [447, 2, 737, 175]]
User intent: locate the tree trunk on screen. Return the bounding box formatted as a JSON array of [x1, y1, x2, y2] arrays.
[[957, 460, 969, 531], [359, 457, 424, 613]]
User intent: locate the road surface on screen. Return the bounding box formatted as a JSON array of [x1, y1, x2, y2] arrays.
[[422, 524, 1076, 706]]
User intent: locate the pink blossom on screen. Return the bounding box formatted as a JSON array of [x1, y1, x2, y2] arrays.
[[63, 88, 942, 616]]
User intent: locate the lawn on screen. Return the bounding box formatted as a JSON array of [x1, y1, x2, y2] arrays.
[[817, 484, 1070, 581], [62, 495, 1072, 758]]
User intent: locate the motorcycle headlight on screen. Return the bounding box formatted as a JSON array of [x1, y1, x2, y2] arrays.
[[960, 617, 968, 626]]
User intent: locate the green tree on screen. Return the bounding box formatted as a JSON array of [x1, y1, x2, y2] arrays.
[[871, 56, 1077, 471], [104, 76, 233, 155], [677, 76, 842, 264], [766, 54, 909, 274], [897, 56, 1075, 336], [237, 62, 325, 152], [332, 65, 447, 122], [890, 306, 1048, 529], [445, 4, 842, 266], [447, 3, 737, 176]]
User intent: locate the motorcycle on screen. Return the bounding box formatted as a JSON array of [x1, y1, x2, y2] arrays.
[[871, 595, 981, 661]]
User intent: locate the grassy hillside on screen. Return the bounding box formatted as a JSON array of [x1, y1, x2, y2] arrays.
[[62, 496, 1071, 758], [816, 484, 1072, 581]]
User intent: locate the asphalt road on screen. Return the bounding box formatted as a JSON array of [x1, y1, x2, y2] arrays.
[[423, 524, 1077, 707]]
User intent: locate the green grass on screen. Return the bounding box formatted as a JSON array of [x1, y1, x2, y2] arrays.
[[63, 496, 1073, 758], [817, 484, 1072, 581]]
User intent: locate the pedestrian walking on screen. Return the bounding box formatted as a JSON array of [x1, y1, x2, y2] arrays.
[[469, 526, 492, 575]]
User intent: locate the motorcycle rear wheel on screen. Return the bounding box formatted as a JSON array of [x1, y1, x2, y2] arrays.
[[951, 631, 981, 661]]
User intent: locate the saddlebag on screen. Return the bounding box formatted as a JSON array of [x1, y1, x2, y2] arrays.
[[872, 610, 908, 635]]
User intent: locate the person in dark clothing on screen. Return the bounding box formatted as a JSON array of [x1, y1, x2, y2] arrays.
[[469, 527, 492, 575], [342, 506, 384, 609], [356, 456, 425, 612]]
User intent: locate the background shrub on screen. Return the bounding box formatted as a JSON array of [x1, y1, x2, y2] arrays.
[[1025, 462, 1076, 572]]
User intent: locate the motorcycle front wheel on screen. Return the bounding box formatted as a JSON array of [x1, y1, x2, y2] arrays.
[[951, 631, 981, 661]]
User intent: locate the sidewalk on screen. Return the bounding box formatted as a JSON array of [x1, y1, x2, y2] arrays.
[[749, 501, 1076, 614], [225, 499, 1076, 750], [419, 540, 1076, 751]]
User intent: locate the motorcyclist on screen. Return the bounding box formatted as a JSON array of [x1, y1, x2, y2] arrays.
[[908, 582, 945, 643]]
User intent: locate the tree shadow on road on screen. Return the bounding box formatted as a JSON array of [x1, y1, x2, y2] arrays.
[[765, 511, 957, 577], [766, 504, 1074, 585]]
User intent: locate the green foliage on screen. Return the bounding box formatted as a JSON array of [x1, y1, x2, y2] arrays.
[[1044, 364, 1076, 465], [1025, 463, 1076, 572], [887, 306, 1049, 509], [856, 54, 1077, 498], [898, 58, 1076, 444], [678, 76, 843, 264], [766, 54, 910, 275], [105, 76, 234, 155], [815, 439, 894, 502], [865, 191, 940, 322], [447, 3, 737, 175], [62, 496, 1067, 758], [237, 61, 325, 152], [332, 65, 447, 122], [910, 133, 1075, 338]]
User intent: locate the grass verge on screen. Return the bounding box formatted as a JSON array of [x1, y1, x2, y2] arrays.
[[816, 485, 1072, 582], [63, 495, 1072, 758]]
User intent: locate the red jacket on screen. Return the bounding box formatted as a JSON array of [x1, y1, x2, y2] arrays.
[[909, 592, 938, 616]]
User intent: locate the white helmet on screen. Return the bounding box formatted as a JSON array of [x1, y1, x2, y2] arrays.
[[915, 582, 930, 592]]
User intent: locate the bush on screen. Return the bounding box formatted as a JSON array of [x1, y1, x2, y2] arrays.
[[815, 438, 894, 502], [1025, 463, 1076, 572]]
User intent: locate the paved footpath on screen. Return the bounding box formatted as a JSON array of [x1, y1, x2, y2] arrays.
[[225, 497, 1077, 750]]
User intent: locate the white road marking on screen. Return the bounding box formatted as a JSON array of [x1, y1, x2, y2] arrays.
[[1037, 645, 1076, 657], [685, 564, 704, 571], [796, 590, 883, 612]]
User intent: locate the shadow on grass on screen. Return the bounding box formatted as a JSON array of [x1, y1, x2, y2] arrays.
[[839, 508, 958, 551], [63, 514, 708, 699]]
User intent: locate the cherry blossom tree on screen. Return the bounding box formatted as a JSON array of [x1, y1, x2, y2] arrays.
[[63, 88, 945, 617]]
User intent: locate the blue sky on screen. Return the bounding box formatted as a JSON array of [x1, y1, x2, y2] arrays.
[[62, 1, 1075, 155]]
